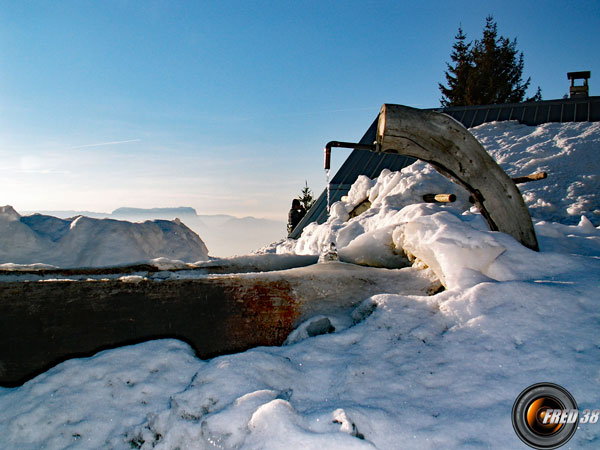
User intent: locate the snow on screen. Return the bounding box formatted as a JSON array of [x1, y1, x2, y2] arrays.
[[1, 121, 599, 449], [471, 121, 600, 224], [272, 121, 600, 268], [0, 208, 209, 268]]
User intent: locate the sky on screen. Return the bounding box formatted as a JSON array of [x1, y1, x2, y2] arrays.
[[1, 0, 599, 221]]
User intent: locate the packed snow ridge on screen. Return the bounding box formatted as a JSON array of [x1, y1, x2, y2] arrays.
[[0, 206, 209, 268], [0, 121, 599, 449]]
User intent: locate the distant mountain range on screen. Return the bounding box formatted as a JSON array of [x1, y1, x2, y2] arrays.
[[112, 207, 198, 217], [28, 207, 198, 220], [23, 207, 287, 257]]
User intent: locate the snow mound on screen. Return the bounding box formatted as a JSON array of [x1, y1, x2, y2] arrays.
[[0, 207, 209, 268], [269, 121, 600, 286]]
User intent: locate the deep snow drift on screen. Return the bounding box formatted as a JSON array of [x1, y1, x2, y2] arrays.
[[0, 206, 209, 268], [0, 121, 599, 449]]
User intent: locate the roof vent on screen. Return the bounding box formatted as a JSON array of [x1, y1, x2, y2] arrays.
[[567, 71, 590, 98]]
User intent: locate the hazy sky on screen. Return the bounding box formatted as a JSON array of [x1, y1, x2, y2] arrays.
[[1, 0, 598, 220]]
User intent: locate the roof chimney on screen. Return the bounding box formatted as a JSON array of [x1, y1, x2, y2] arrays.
[[567, 71, 590, 98]]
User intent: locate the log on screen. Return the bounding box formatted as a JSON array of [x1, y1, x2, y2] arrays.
[[0, 263, 437, 386], [375, 104, 539, 251], [422, 193, 456, 203], [468, 172, 548, 202], [512, 172, 548, 184]]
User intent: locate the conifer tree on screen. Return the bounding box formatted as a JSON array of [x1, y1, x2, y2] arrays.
[[526, 86, 543, 102], [440, 16, 531, 106], [439, 26, 471, 107], [298, 181, 316, 211]]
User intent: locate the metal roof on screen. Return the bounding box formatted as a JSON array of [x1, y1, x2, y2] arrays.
[[436, 96, 600, 128]]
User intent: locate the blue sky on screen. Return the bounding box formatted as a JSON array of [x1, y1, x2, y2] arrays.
[[1, 0, 598, 220]]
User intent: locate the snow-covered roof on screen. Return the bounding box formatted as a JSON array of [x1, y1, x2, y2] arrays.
[[291, 98, 600, 238]]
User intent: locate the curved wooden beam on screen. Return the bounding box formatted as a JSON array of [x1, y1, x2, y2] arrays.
[[376, 104, 538, 251]]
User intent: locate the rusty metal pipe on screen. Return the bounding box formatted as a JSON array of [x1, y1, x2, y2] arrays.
[[324, 141, 376, 170]]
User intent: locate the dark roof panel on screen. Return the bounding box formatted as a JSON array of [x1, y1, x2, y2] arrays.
[[289, 118, 415, 238]]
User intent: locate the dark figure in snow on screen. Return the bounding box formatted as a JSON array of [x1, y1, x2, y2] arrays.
[[288, 199, 306, 234]]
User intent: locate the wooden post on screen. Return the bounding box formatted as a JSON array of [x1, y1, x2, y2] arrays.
[[422, 194, 456, 203], [512, 172, 547, 184]]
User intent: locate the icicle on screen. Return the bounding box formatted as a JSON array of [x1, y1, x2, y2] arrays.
[[325, 169, 331, 215]]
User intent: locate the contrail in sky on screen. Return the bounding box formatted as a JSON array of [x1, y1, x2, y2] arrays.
[[70, 139, 141, 149]]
